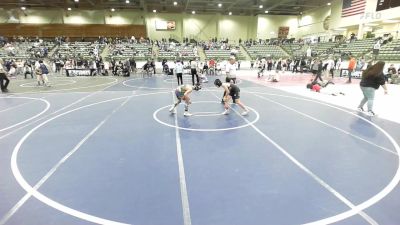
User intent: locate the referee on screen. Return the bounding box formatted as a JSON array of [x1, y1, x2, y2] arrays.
[[190, 58, 199, 86]]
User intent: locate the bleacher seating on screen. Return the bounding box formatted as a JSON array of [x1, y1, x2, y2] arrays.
[[310, 42, 337, 55], [158, 44, 197, 60], [377, 39, 400, 61], [108, 42, 152, 61], [243, 44, 288, 59], [56, 42, 105, 59], [335, 38, 375, 57], [281, 43, 307, 57], [0, 41, 54, 59], [204, 48, 245, 60]]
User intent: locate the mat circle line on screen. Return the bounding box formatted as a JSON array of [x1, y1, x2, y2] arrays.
[[153, 101, 259, 132], [14, 77, 118, 94], [123, 78, 170, 90], [20, 79, 77, 87], [0, 97, 50, 132], [9, 92, 400, 225]]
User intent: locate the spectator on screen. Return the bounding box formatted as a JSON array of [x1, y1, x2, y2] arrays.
[[347, 56, 356, 83], [357, 61, 388, 116], [0, 59, 10, 93]]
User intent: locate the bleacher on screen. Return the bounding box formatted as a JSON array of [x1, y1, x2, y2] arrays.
[[310, 42, 337, 55], [281, 43, 307, 57], [204, 48, 245, 60], [108, 42, 152, 61], [56, 42, 105, 59], [158, 45, 197, 60], [335, 38, 375, 57], [0, 41, 54, 59], [376, 39, 400, 61], [243, 44, 288, 59]]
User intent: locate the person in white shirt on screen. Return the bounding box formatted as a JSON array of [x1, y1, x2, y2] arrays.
[[169, 84, 200, 117], [190, 58, 199, 85], [373, 41, 381, 56], [325, 57, 335, 79], [214, 79, 249, 116], [225, 56, 237, 83], [175, 60, 184, 85], [306, 47, 312, 58]]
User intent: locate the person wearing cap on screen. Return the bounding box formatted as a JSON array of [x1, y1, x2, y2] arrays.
[[214, 78, 249, 116]]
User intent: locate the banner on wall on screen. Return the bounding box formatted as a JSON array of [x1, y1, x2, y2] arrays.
[[278, 27, 289, 38], [155, 20, 176, 30], [377, 0, 400, 11]]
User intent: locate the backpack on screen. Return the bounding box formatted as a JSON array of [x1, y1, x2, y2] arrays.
[[40, 64, 49, 74]]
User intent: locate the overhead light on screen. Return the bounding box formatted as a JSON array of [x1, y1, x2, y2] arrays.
[[111, 8, 115, 12], [74, 0, 79, 2], [259, 5, 263, 8], [300, 11, 303, 14], [327, 2, 331, 5], [21, 6, 26, 10], [383, 20, 400, 23], [218, 3, 222, 7], [153, 9, 156, 13], [265, 10, 269, 13], [67, 7, 72, 11], [126, 0, 130, 3], [192, 10, 195, 14], [229, 12, 232, 15], [173, 1, 177, 5]]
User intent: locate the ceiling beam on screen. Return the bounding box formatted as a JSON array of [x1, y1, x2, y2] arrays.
[[184, 0, 190, 11], [226, 0, 250, 11], [139, 0, 147, 12], [266, 0, 299, 11], [86, 0, 95, 6]]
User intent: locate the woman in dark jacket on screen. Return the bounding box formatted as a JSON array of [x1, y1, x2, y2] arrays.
[[357, 61, 388, 116]]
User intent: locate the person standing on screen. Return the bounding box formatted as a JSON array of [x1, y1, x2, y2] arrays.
[[0, 59, 10, 93], [357, 61, 388, 116], [225, 56, 237, 84], [311, 58, 323, 83], [347, 56, 356, 83], [37, 60, 50, 86], [326, 57, 335, 79], [209, 58, 216, 75], [190, 58, 199, 86], [175, 60, 184, 85]]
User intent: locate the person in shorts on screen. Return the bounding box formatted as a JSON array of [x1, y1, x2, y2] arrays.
[[169, 84, 200, 116], [214, 79, 249, 116]]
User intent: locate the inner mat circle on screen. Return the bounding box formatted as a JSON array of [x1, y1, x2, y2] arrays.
[[153, 101, 260, 132], [20, 79, 77, 87]]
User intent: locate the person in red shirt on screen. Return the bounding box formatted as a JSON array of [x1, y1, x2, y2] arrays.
[[347, 56, 356, 83], [209, 58, 216, 75]]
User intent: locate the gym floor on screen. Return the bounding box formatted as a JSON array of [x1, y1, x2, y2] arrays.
[[1, 70, 399, 225]]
